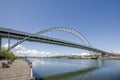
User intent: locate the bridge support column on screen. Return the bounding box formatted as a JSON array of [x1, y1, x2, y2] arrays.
[[8, 33, 11, 49], [101, 53, 110, 59], [0, 37, 1, 48], [101, 53, 105, 57]]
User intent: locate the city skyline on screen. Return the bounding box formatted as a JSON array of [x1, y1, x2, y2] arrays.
[[0, 0, 120, 56]]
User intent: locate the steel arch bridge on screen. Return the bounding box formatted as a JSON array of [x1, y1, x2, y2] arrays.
[[0, 27, 112, 56], [8, 27, 92, 51], [36, 27, 92, 47]]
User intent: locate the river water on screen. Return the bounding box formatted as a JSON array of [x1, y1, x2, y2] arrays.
[[28, 58, 120, 80]]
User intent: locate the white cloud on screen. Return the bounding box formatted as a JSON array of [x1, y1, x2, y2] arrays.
[[111, 50, 120, 54], [2, 43, 9, 49], [2, 43, 52, 57], [71, 52, 91, 56], [2, 43, 94, 57]]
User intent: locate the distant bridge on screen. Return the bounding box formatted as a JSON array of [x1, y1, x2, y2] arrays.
[[0, 27, 112, 56]]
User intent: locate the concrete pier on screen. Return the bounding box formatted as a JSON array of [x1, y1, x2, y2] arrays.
[[0, 59, 34, 80]]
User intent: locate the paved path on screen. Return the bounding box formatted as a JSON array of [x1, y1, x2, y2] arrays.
[[0, 59, 33, 80]]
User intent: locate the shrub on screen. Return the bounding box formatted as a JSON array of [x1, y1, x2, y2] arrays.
[[0, 47, 18, 59]]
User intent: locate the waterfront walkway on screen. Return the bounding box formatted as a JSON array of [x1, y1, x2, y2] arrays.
[[0, 59, 33, 80]]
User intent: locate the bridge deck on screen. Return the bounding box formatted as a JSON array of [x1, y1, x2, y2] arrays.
[[0, 27, 112, 55], [0, 59, 33, 80]]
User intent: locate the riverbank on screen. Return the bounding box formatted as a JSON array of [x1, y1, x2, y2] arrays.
[[0, 59, 34, 80], [48, 55, 120, 60]]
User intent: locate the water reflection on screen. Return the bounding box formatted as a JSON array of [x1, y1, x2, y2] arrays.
[[32, 59, 51, 66], [44, 67, 97, 80], [32, 58, 102, 67], [28, 58, 120, 80], [31, 58, 89, 78]]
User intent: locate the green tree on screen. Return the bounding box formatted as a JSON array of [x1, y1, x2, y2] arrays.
[[0, 47, 18, 59]]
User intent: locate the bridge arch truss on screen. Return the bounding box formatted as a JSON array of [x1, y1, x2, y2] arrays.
[[36, 27, 92, 47], [8, 27, 92, 52]]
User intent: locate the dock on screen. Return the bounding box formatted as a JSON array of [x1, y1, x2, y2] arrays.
[[0, 59, 34, 80]]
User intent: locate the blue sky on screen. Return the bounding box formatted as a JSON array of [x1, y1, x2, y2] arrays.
[[0, 0, 120, 55]]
